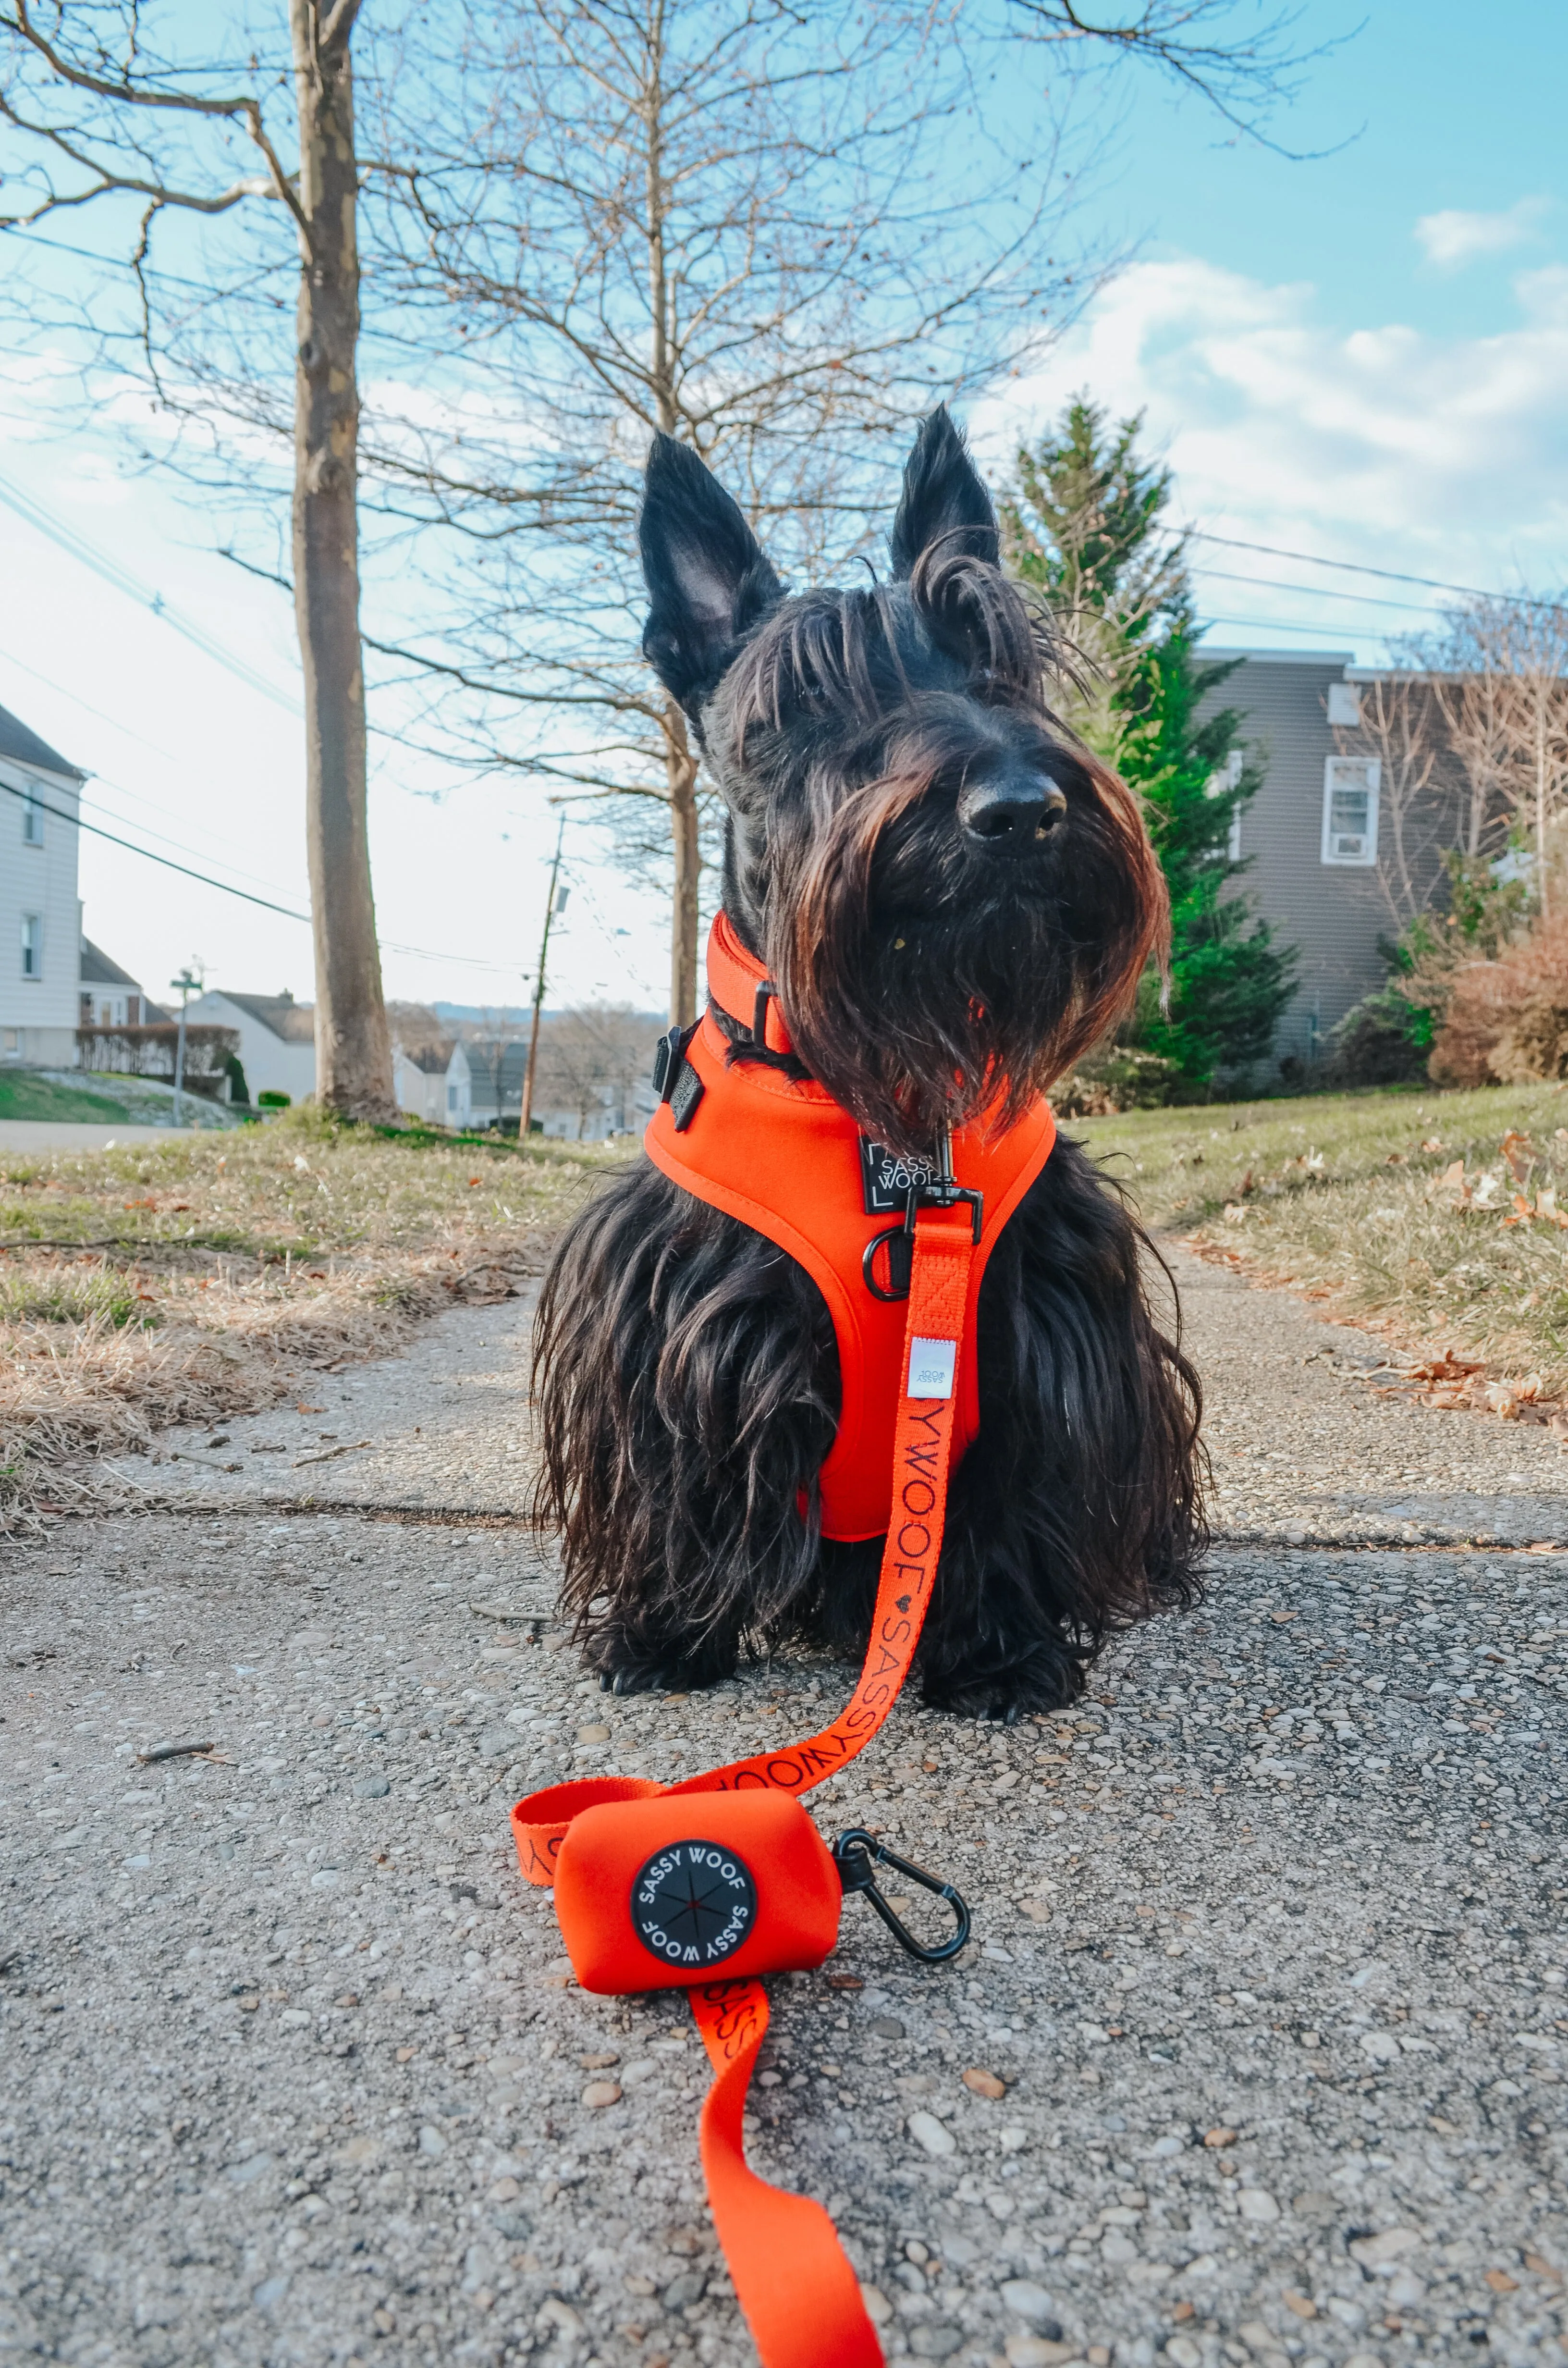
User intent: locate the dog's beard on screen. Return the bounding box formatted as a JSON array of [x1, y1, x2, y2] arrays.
[[767, 741, 1164, 1156]]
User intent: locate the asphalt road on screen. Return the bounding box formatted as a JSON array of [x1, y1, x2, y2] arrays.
[[3, 1251, 1565, 2368]]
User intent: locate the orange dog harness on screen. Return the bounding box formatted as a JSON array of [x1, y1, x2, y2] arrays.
[[511, 926, 1056, 2367], [645, 914, 1057, 1538]]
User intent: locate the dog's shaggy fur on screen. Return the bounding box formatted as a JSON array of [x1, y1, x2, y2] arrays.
[[535, 410, 1205, 1716]]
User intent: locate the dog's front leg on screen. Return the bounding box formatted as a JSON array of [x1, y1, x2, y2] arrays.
[[533, 1161, 838, 1694], [914, 1136, 1207, 1720]]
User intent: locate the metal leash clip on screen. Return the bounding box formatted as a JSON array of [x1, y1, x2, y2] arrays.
[[832, 1827, 972, 1964], [862, 1125, 983, 1301]]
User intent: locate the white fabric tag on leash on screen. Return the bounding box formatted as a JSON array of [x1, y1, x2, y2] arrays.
[[908, 1336, 957, 1399]]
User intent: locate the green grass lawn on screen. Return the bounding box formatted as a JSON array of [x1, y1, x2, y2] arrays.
[[0, 1071, 148, 1124], [1075, 1080, 1568, 1394]]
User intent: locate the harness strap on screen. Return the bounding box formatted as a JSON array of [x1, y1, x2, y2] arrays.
[[706, 908, 796, 1055], [512, 1201, 975, 2368]]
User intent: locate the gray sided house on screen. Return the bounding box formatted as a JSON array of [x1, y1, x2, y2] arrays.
[[1201, 651, 1390, 1072]]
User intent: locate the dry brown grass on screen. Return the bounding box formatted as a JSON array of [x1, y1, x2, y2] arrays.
[[1077, 1078, 1568, 1424], [0, 1113, 608, 1529]]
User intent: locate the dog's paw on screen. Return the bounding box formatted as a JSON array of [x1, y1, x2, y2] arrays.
[[920, 1648, 1084, 1721], [589, 1634, 739, 1697], [600, 1663, 672, 1697]]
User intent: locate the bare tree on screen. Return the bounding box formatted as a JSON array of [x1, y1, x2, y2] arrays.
[[0, 0, 395, 1117], [360, 0, 1323, 1024], [1410, 596, 1568, 915], [2, 1, 1325, 1037], [534, 1005, 663, 1138], [1331, 674, 1456, 932]]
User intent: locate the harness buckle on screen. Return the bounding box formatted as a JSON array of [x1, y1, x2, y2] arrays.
[[831, 1828, 971, 1964], [751, 979, 781, 1052], [861, 1150, 985, 1300], [652, 1023, 691, 1102]]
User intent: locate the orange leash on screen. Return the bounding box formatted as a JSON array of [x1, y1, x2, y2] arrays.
[[512, 1196, 978, 2368]]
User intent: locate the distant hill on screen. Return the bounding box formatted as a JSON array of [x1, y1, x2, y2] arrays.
[[430, 1001, 665, 1028]]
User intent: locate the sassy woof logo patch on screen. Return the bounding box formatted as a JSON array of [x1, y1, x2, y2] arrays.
[[859, 1134, 936, 1215], [631, 1839, 758, 1969]]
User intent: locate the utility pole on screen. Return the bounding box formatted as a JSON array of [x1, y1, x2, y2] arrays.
[[170, 967, 200, 1126], [519, 815, 566, 1141]]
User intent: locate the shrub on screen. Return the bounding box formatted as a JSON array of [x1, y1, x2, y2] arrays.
[[1323, 986, 1433, 1087], [1431, 916, 1568, 1085], [1054, 1045, 1184, 1116], [257, 1089, 292, 1109]]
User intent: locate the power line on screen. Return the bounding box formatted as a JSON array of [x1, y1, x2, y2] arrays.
[[1193, 567, 1440, 619], [0, 774, 312, 920], [0, 469, 303, 715], [0, 775, 536, 973], [1182, 528, 1565, 611], [1198, 615, 1365, 645], [0, 646, 187, 766]]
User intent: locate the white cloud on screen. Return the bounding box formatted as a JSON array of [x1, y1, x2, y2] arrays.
[[1414, 197, 1548, 270], [973, 254, 1568, 649]]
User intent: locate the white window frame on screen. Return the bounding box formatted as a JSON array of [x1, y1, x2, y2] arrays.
[[21, 913, 42, 978], [1207, 747, 1244, 863], [21, 786, 44, 846], [1321, 755, 1381, 867]]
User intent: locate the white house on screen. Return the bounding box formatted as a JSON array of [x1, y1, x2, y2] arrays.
[[80, 938, 159, 1029], [0, 701, 86, 1066], [184, 988, 317, 1104], [392, 1038, 470, 1126]]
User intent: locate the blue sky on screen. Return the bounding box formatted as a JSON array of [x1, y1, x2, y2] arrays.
[[3, 0, 1567, 1016], [979, 0, 1568, 651]]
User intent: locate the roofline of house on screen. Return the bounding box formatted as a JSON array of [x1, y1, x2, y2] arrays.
[[1203, 648, 1356, 666]]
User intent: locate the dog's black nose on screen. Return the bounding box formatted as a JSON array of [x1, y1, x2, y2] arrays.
[[957, 774, 1067, 851]]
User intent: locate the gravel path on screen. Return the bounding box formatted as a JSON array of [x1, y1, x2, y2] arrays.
[[3, 1248, 1566, 2368]]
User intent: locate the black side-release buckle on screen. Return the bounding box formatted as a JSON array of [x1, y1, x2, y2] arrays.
[[652, 1023, 704, 1132], [832, 1828, 971, 1964]]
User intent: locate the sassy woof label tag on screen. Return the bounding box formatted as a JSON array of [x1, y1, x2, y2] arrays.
[[908, 1336, 957, 1399], [631, 1839, 757, 1969], [858, 1134, 936, 1216]]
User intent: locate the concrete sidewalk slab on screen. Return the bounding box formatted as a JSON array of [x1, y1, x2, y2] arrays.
[[3, 1244, 1565, 2368]]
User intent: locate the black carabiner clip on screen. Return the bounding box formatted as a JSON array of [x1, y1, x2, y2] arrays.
[[832, 1828, 971, 1965]]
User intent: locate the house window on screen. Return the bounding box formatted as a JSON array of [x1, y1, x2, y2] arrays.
[[1322, 756, 1380, 866], [1206, 748, 1244, 863], [447, 1083, 457, 1112], [21, 914, 42, 977], [1326, 681, 1362, 728], [22, 788, 44, 845]]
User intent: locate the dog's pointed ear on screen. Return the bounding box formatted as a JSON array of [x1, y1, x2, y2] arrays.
[[639, 433, 783, 716], [889, 406, 1000, 578]]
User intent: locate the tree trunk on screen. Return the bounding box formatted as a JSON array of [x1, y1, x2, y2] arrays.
[[290, 0, 394, 1121], [663, 700, 701, 1025]]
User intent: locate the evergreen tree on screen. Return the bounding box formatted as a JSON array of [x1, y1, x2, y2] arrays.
[[1001, 397, 1297, 1089]]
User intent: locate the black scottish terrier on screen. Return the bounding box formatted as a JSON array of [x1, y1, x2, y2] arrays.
[[534, 409, 1204, 1716]]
